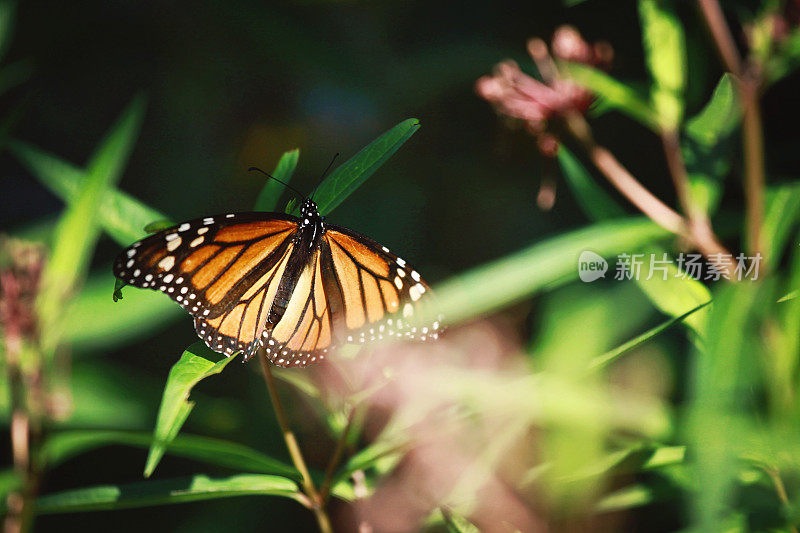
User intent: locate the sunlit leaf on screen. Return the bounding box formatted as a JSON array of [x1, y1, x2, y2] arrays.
[[639, 0, 686, 129], [561, 63, 658, 130], [310, 118, 420, 216], [30, 474, 301, 515], [595, 484, 655, 513], [634, 249, 712, 334], [145, 343, 238, 478], [254, 148, 300, 212], [432, 217, 669, 325]]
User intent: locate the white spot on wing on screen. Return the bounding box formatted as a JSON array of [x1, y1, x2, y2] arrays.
[[167, 237, 181, 251], [190, 236, 204, 247], [158, 256, 175, 271]]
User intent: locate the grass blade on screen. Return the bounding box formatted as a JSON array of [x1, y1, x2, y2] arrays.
[[254, 148, 300, 212], [36, 96, 145, 352], [311, 118, 420, 216], [41, 430, 298, 479], [588, 300, 711, 371], [30, 474, 300, 515], [145, 343, 238, 478]]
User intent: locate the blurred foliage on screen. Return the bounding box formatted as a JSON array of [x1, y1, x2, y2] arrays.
[[3, 0, 800, 532]]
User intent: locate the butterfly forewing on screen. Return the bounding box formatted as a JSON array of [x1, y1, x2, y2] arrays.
[[114, 207, 441, 368]]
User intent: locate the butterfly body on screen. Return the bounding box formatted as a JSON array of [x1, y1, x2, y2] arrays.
[[113, 201, 440, 367]]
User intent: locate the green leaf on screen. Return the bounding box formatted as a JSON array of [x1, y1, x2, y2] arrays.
[[639, 0, 686, 129], [687, 283, 762, 528], [112, 277, 126, 302], [558, 145, 626, 220], [8, 139, 166, 245], [64, 269, 181, 353], [561, 63, 658, 130], [310, 118, 420, 216], [0, 469, 20, 504], [682, 74, 740, 215], [634, 249, 712, 334], [761, 183, 800, 265], [36, 96, 146, 353], [432, 217, 670, 325], [31, 474, 300, 515], [595, 484, 655, 513], [41, 430, 298, 479], [588, 300, 711, 371], [254, 148, 300, 212], [0, 0, 16, 63], [145, 343, 239, 478], [144, 219, 175, 234]]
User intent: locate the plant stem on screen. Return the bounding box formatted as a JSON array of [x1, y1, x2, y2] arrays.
[[660, 130, 736, 278], [564, 112, 684, 234], [697, 0, 766, 258], [258, 350, 332, 533], [697, 0, 744, 74], [320, 408, 356, 502], [740, 81, 766, 257]]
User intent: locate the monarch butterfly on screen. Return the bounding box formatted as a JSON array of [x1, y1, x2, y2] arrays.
[[112, 191, 441, 368]]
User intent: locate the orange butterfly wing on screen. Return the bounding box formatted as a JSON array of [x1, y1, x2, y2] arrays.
[[114, 213, 442, 368], [113, 213, 298, 358]]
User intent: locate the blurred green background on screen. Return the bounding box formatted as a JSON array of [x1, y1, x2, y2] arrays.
[[4, 0, 800, 531]]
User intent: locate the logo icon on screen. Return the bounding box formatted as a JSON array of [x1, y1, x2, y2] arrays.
[[578, 250, 608, 282]]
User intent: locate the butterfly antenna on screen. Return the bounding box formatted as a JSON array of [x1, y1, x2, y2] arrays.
[[248, 167, 305, 200], [311, 153, 339, 200]]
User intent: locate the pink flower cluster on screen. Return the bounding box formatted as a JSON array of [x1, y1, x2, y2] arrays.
[[476, 25, 612, 156]]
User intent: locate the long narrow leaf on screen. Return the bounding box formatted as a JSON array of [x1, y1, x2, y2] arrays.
[[8, 139, 166, 245], [145, 343, 238, 478], [36, 96, 145, 352], [311, 118, 420, 216], [41, 430, 298, 479], [561, 63, 658, 130], [31, 474, 301, 515], [432, 217, 669, 325], [253, 148, 300, 212]]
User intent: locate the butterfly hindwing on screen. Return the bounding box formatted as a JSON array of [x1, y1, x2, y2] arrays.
[[323, 226, 442, 344]]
